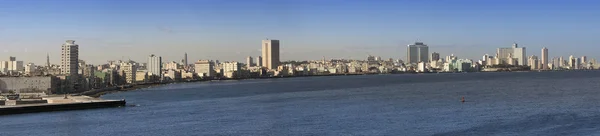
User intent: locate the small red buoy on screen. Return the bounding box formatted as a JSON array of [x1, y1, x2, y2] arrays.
[[461, 97, 465, 103]]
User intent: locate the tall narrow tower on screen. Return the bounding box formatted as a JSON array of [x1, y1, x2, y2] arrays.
[[61, 40, 79, 76], [184, 52, 188, 66], [541, 47, 548, 70], [46, 53, 51, 68]]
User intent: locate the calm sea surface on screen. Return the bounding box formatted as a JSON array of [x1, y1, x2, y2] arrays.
[[2, 71, 600, 136]]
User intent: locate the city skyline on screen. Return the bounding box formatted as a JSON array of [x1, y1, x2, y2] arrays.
[[1, 0, 600, 64]]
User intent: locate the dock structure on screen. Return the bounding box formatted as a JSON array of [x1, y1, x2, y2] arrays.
[[0, 95, 126, 115]]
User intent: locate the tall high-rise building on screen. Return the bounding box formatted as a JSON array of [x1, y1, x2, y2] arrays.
[[184, 52, 188, 67], [261, 39, 280, 69], [148, 54, 162, 78], [569, 55, 576, 69], [246, 56, 254, 67], [497, 43, 526, 66], [407, 42, 429, 64], [431, 52, 440, 62], [61, 40, 79, 76], [541, 47, 548, 70], [256, 56, 263, 67]]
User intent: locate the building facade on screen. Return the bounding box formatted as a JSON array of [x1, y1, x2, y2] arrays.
[[246, 56, 254, 67], [61, 40, 79, 76], [407, 42, 429, 64], [147, 54, 162, 78], [120, 61, 137, 84], [194, 60, 215, 78], [261, 39, 280, 69], [541, 47, 548, 69], [0, 76, 59, 94], [497, 43, 526, 66]]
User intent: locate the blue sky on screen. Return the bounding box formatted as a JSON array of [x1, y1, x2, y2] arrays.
[[0, 0, 599, 64]]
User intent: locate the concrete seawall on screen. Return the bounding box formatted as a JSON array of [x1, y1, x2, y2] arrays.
[[0, 100, 126, 115]]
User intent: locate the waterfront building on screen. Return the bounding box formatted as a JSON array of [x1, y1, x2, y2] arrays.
[[541, 47, 548, 69], [256, 56, 263, 67], [454, 59, 472, 72], [262, 39, 280, 69], [120, 61, 137, 84], [569, 55, 575, 69], [497, 43, 526, 66], [223, 62, 241, 78], [166, 69, 182, 81], [246, 56, 254, 67], [60, 40, 79, 76], [194, 60, 215, 78], [135, 70, 148, 82], [164, 61, 179, 70], [431, 52, 440, 62], [417, 62, 427, 72], [147, 54, 162, 79], [407, 42, 429, 64], [528, 55, 539, 70], [581, 56, 587, 65]]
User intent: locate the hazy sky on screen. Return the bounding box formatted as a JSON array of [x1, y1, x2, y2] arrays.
[[1, 0, 599, 64]]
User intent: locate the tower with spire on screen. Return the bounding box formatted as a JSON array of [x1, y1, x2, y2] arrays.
[[46, 53, 51, 68]]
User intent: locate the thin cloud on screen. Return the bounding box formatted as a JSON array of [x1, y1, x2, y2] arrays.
[[157, 26, 175, 34]]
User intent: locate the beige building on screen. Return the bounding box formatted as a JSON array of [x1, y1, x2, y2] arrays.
[[61, 40, 79, 76], [194, 60, 215, 78], [120, 62, 137, 84], [136, 70, 148, 82], [541, 47, 548, 69], [261, 39, 280, 69]]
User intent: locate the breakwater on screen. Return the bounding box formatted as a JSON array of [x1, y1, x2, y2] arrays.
[[0, 100, 126, 115]]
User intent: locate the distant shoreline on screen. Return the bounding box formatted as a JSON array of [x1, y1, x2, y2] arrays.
[[82, 69, 599, 98]]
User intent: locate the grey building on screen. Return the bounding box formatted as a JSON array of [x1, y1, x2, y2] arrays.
[[407, 42, 429, 64], [0, 76, 59, 94]]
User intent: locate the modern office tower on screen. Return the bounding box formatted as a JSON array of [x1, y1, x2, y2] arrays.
[[541, 47, 548, 69], [497, 43, 526, 66], [194, 60, 215, 77], [246, 56, 254, 67], [407, 42, 429, 64], [184, 52, 188, 67], [61, 40, 79, 76], [148, 54, 163, 79], [261, 39, 280, 69], [528, 55, 539, 70], [431, 52, 440, 62], [256, 56, 263, 67]]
